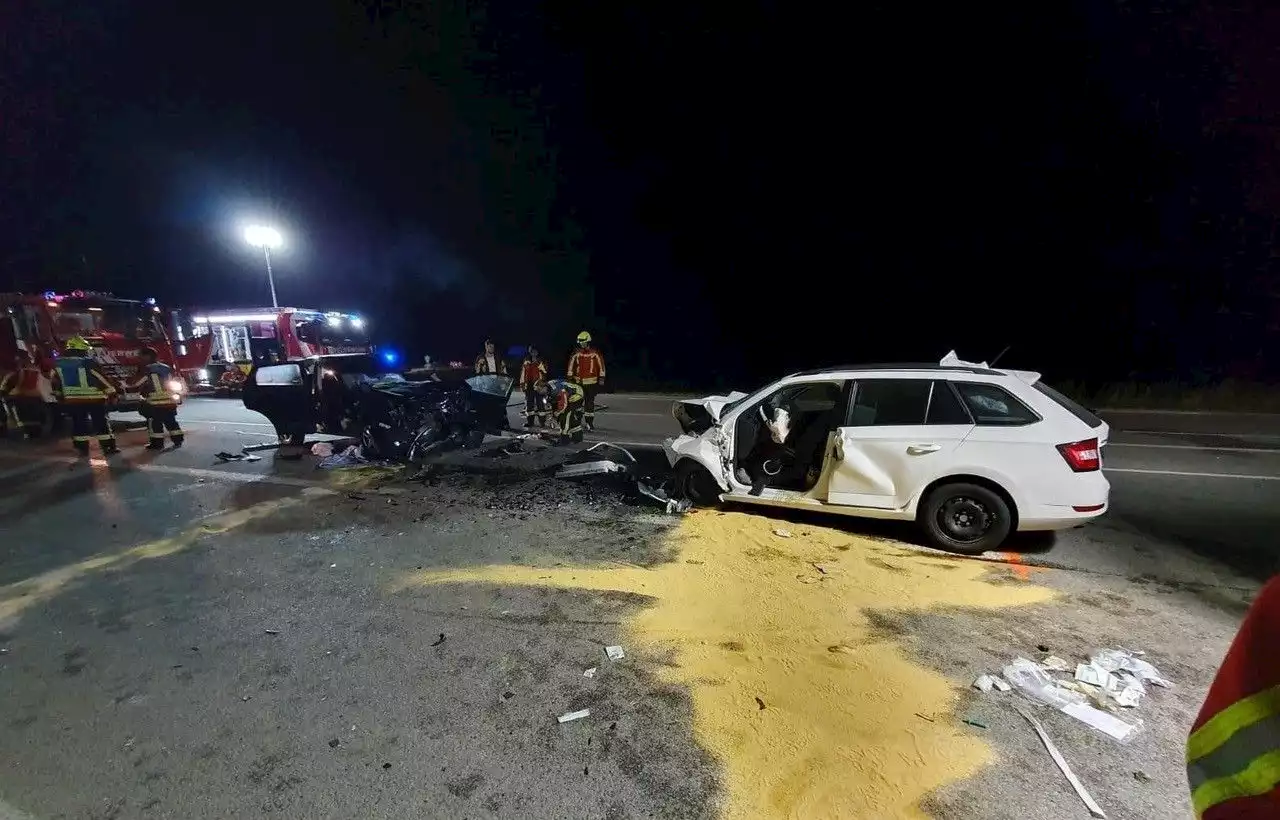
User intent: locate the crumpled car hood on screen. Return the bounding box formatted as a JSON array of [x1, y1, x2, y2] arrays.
[[671, 391, 749, 435]]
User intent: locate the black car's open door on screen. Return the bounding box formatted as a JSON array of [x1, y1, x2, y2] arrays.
[[465, 374, 515, 432], [243, 362, 314, 439]]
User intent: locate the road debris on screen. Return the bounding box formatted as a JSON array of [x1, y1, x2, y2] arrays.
[[1017, 704, 1107, 818], [1001, 656, 1144, 741], [1040, 655, 1071, 672], [773, 529, 793, 538], [961, 717, 988, 729], [264, 629, 280, 635], [973, 674, 997, 693], [430, 633, 446, 647], [311, 442, 334, 457], [1090, 648, 1172, 688], [214, 451, 262, 462], [605, 645, 625, 661], [755, 697, 767, 711], [557, 709, 590, 724], [553, 442, 691, 513], [583, 667, 597, 679]]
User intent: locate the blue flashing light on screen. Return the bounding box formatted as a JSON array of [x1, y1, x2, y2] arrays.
[[43, 291, 56, 300], [381, 349, 400, 366], [144, 297, 157, 306]]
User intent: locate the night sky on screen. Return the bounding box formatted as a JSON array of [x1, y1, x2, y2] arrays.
[[3, 1, 1277, 390]]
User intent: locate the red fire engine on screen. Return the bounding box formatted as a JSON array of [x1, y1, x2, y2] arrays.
[[179, 307, 372, 392], [0, 290, 212, 415]]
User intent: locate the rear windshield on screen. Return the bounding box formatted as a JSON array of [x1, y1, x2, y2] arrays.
[[1033, 382, 1104, 429]]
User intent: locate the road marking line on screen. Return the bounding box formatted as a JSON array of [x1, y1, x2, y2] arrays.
[[1106, 467, 1280, 481], [1120, 429, 1280, 440], [0, 451, 331, 490], [1108, 443, 1280, 454]]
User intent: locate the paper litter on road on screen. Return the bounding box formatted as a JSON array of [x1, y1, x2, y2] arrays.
[[1017, 705, 1107, 818], [605, 645, 625, 661], [557, 709, 590, 723], [991, 676, 1011, 692], [1075, 663, 1115, 689], [1003, 658, 1087, 710], [1091, 649, 1172, 688], [1040, 655, 1072, 672], [583, 667, 597, 679], [973, 674, 996, 693], [1062, 702, 1141, 742], [773, 529, 793, 538]]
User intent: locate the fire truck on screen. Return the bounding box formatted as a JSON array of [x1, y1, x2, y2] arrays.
[[0, 290, 213, 415], [178, 307, 372, 393]]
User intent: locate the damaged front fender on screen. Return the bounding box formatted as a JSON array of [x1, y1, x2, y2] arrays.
[[663, 433, 730, 492]]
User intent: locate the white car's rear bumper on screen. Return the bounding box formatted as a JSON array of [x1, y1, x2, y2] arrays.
[[1016, 471, 1111, 531]]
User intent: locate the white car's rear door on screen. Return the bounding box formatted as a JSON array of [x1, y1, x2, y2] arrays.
[[825, 379, 974, 509]]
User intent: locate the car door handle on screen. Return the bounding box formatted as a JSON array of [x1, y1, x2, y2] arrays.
[[906, 444, 941, 455]]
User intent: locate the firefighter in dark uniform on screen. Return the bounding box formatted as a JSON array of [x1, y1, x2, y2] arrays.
[[0, 350, 48, 439], [518, 345, 549, 429], [51, 336, 119, 456], [567, 331, 605, 430], [474, 338, 507, 375], [537, 378, 584, 444], [129, 347, 185, 449]]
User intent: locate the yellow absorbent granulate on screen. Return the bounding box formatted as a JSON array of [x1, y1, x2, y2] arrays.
[[400, 509, 1054, 819]]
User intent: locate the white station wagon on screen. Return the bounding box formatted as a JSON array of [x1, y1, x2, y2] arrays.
[[663, 353, 1110, 553]]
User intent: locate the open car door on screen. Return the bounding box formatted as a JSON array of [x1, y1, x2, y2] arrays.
[[464, 374, 516, 432], [243, 362, 314, 439]]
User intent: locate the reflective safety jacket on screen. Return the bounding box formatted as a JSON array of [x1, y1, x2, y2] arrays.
[[129, 362, 180, 408], [0, 366, 46, 398], [1188, 575, 1280, 819], [519, 357, 547, 389], [548, 379, 583, 414], [567, 346, 605, 385], [52, 357, 117, 404]]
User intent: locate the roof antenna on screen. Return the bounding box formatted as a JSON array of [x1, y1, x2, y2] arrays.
[[989, 345, 1010, 367]]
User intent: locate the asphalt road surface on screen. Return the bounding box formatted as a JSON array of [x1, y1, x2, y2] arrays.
[[0, 395, 1275, 819]]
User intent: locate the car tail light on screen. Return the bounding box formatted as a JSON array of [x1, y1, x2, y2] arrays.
[[1057, 438, 1100, 472]]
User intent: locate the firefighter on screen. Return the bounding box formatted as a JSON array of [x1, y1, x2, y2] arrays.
[[1187, 574, 1280, 818], [567, 330, 605, 430], [518, 345, 549, 428], [537, 378, 584, 444], [129, 347, 185, 449], [0, 350, 48, 439], [0, 360, 18, 438], [474, 338, 507, 376], [51, 336, 119, 456]]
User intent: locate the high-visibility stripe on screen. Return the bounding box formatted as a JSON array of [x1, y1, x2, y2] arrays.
[[1190, 685, 1280, 762], [1189, 713, 1280, 791], [1193, 748, 1280, 816]]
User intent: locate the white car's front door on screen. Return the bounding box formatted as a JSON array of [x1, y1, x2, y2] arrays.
[[825, 378, 974, 509]]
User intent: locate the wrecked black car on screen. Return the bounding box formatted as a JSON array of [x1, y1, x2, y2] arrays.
[[242, 354, 515, 461]]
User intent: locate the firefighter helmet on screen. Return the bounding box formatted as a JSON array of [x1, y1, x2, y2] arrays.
[[64, 336, 92, 353], [576, 331, 592, 346]]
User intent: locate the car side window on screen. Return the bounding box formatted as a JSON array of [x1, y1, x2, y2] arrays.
[[926, 381, 974, 425], [953, 382, 1040, 426], [255, 364, 304, 386], [846, 379, 932, 426]]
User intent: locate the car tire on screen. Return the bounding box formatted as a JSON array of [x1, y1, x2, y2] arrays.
[[673, 460, 721, 507], [919, 482, 1012, 555]]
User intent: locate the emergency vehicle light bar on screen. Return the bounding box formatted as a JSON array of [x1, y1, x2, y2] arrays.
[[192, 314, 279, 324]]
